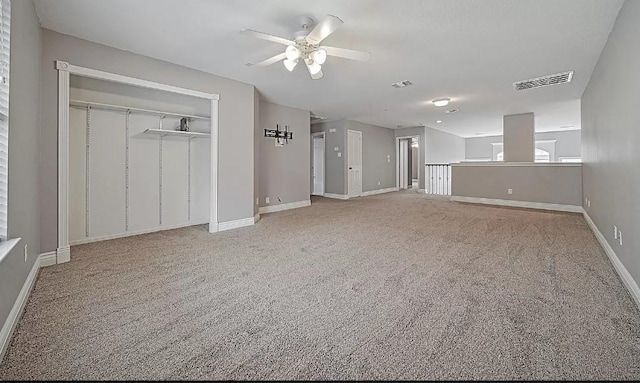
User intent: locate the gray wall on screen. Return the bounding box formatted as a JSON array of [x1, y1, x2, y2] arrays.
[[451, 164, 583, 206], [344, 120, 396, 193], [396, 127, 426, 190], [313, 120, 395, 195], [40, 30, 256, 252], [259, 100, 310, 207], [1, 0, 42, 349], [503, 113, 535, 162], [582, 0, 640, 288], [311, 120, 345, 195], [254, 89, 260, 216], [465, 130, 582, 161], [425, 126, 466, 164]]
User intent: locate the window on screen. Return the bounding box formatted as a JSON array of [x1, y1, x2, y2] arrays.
[[0, 0, 9, 240]]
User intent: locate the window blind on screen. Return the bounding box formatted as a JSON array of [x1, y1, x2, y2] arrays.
[[0, 0, 10, 240]]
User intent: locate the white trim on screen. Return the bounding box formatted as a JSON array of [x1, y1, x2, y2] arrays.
[[323, 193, 349, 200], [69, 222, 208, 246], [254, 213, 261, 224], [56, 61, 220, 254], [453, 162, 581, 167], [259, 200, 311, 214], [361, 187, 399, 197], [209, 98, 219, 233], [583, 211, 640, 310], [0, 254, 40, 364], [450, 196, 583, 213], [56, 246, 70, 264], [218, 217, 255, 232], [57, 67, 70, 264], [59, 61, 219, 100], [39, 251, 57, 267]]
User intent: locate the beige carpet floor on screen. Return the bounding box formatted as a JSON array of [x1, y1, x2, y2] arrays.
[[1, 192, 639, 380]]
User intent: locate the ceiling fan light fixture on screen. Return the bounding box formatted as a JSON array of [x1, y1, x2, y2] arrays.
[[432, 98, 451, 107], [311, 49, 327, 65], [308, 61, 322, 75], [285, 45, 300, 61], [283, 58, 298, 72]]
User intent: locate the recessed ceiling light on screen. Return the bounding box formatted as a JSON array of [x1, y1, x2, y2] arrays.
[[432, 98, 451, 107], [436, 120, 442, 124], [444, 109, 458, 114]]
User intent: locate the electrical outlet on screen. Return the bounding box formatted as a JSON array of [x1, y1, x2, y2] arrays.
[[619, 231, 623, 246], [265, 197, 270, 204], [337, 152, 342, 157], [588, 199, 591, 208], [507, 189, 513, 195], [378, 181, 381, 186], [256, 198, 259, 206], [24, 244, 28, 263], [614, 226, 618, 239]]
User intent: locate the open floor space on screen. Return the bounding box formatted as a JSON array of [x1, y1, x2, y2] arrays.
[[1, 193, 638, 380]]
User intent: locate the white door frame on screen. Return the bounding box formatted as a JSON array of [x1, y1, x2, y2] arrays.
[[55, 60, 220, 264], [347, 129, 363, 197], [311, 132, 325, 196], [395, 135, 421, 189]]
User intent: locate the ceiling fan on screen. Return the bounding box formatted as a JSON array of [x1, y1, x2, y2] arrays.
[[241, 15, 370, 80]]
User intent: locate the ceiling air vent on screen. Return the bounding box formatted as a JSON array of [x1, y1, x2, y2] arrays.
[[513, 71, 574, 91], [392, 80, 413, 88]]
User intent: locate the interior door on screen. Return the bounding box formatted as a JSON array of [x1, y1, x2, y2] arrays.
[[347, 130, 363, 197], [312, 136, 325, 195]]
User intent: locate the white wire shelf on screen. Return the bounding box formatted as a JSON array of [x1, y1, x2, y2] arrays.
[[69, 100, 210, 121], [143, 129, 210, 138]]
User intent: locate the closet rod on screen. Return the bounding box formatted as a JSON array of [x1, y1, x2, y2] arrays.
[[69, 100, 211, 121]]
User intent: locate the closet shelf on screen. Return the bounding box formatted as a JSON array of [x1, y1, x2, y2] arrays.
[[69, 100, 210, 121], [143, 129, 210, 139]]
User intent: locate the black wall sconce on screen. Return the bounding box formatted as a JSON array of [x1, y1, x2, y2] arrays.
[[264, 124, 293, 146]]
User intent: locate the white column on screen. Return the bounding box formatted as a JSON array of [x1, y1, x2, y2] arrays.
[[209, 97, 219, 233], [56, 61, 71, 263]]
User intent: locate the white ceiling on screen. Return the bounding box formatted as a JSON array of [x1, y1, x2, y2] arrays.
[[34, 0, 623, 137]]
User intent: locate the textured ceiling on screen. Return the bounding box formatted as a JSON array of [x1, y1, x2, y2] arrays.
[[34, 0, 623, 137]]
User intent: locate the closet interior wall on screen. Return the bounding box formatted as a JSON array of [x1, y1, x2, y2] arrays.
[[68, 76, 211, 245]]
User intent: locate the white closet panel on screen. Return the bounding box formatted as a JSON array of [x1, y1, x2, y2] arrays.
[[191, 120, 211, 224], [161, 117, 189, 227], [128, 114, 160, 232], [69, 107, 87, 242], [89, 109, 127, 238]]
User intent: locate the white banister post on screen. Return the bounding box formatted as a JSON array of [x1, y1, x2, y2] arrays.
[[56, 60, 71, 264]]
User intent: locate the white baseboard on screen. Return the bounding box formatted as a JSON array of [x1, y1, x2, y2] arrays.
[[218, 217, 255, 232], [361, 187, 399, 197], [69, 222, 208, 246], [450, 196, 583, 213], [0, 255, 40, 364], [259, 200, 311, 214], [583, 211, 640, 310], [254, 213, 261, 224], [40, 251, 57, 267], [323, 193, 349, 200]]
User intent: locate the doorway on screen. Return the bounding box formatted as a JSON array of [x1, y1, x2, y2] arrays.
[[347, 130, 363, 197], [396, 135, 420, 190], [311, 132, 325, 196]]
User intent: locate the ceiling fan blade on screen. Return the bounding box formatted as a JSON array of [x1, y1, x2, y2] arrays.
[[240, 29, 295, 46], [306, 15, 343, 44], [249, 52, 287, 67], [323, 46, 370, 61], [305, 61, 324, 80]]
